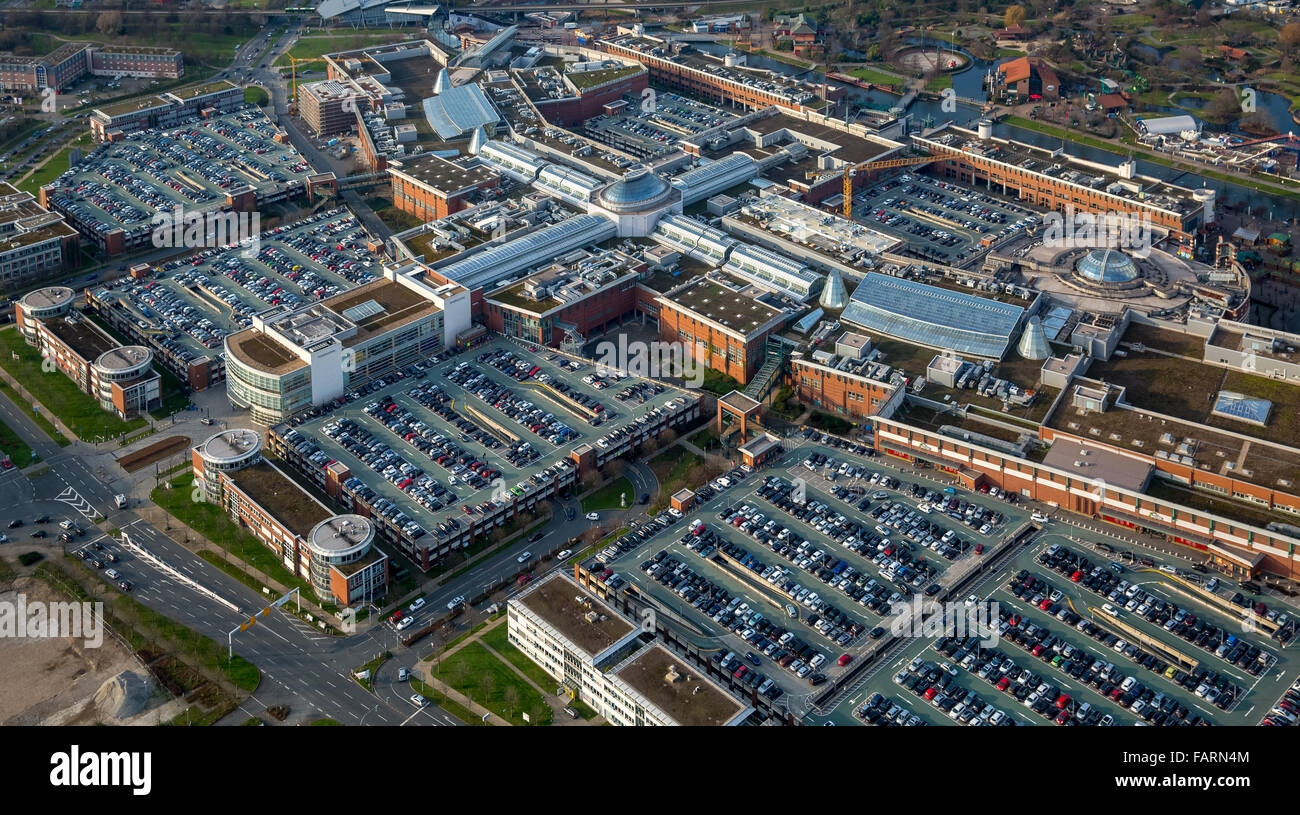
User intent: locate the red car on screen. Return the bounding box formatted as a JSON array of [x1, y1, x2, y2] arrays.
[[389, 610, 404, 624], [837, 653, 852, 667], [997, 676, 1011, 691], [733, 665, 748, 679], [924, 686, 939, 700], [974, 543, 984, 554], [1055, 694, 1071, 710], [1070, 570, 1083, 582]]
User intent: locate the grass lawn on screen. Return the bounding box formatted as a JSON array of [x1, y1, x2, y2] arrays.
[[16, 141, 83, 196], [0, 383, 69, 446], [0, 417, 34, 466], [481, 623, 555, 691], [244, 86, 269, 106], [275, 30, 413, 66], [410, 678, 485, 726], [582, 476, 634, 512], [431, 641, 552, 725], [848, 66, 906, 86], [152, 473, 321, 603], [0, 325, 145, 440]]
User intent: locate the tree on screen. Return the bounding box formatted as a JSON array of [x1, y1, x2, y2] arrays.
[[95, 10, 123, 35], [1204, 87, 1243, 122], [1004, 4, 1027, 29], [1281, 22, 1300, 54]]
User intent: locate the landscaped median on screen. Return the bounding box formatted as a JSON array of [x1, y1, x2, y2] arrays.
[[581, 475, 635, 512], [0, 324, 146, 441]]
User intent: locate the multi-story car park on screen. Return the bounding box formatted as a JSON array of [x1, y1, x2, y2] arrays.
[[86, 80, 243, 142], [0, 183, 80, 290], [264, 337, 699, 570], [42, 103, 315, 256], [913, 121, 1217, 249], [573, 432, 1300, 725], [85, 207, 378, 391]]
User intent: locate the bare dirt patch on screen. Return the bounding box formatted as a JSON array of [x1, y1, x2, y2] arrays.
[[118, 435, 192, 473], [0, 577, 176, 725]]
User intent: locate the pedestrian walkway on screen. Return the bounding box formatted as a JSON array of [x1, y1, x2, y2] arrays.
[[416, 613, 605, 726]]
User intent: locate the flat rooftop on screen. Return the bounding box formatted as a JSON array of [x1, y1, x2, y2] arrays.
[[227, 460, 332, 538], [44, 316, 116, 363], [614, 643, 746, 726], [734, 113, 899, 165], [1086, 324, 1300, 449], [19, 286, 76, 311], [1040, 437, 1154, 493], [226, 330, 308, 375], [662, 276, 786, 335], [325, 278, 442, 348], [1044, 379, 1299, 493], [516, 574, 635, 656], [391, 154, 498, 195]]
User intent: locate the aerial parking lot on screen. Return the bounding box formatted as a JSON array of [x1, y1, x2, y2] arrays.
[[272, 337, 698, 583], [588, 429, 1300, 725], [590, 433, 1029, 716], [90, 207, 377, 362], [852, 171, 1041, 267], [44, 105, 314, 247]]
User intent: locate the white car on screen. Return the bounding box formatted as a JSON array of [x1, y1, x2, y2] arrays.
[[105, 568, 120, 580], [408, 597, 426, 613], [517, 551, 532, 564], [395, 616, 415, 630], [585, 512, 599, 521], [556, 549, 572, 560], [409, 693, 428, 707], [446, 595, 465, 611]]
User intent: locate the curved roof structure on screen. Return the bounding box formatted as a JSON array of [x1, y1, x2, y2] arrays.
[[841, 273, 1025, 359], [436, 214, 616, 291], [1076, 248, 1139, 284], [422, 81, 499, 141], [597, 167, 673, 213]]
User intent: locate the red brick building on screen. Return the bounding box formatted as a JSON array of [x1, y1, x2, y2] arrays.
[[389, 155, 500, 221], [655, 276, 792, 385]]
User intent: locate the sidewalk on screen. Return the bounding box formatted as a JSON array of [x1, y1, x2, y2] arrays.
[[414, 619, 509, 726]]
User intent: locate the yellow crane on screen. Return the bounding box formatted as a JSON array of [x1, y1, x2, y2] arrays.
[[287, 56, 328, 116], [805, 154, 945, 219]]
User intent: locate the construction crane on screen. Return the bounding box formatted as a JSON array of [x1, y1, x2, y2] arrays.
[[287, 56, 328, 117], [804, 154, 945, 219]]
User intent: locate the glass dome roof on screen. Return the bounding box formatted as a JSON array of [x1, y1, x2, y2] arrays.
[[597, 167, 672, 212], [1075, 248, 1138, 283]]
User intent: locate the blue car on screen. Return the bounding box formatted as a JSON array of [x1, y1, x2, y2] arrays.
[[745, 652, 761, 666]]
